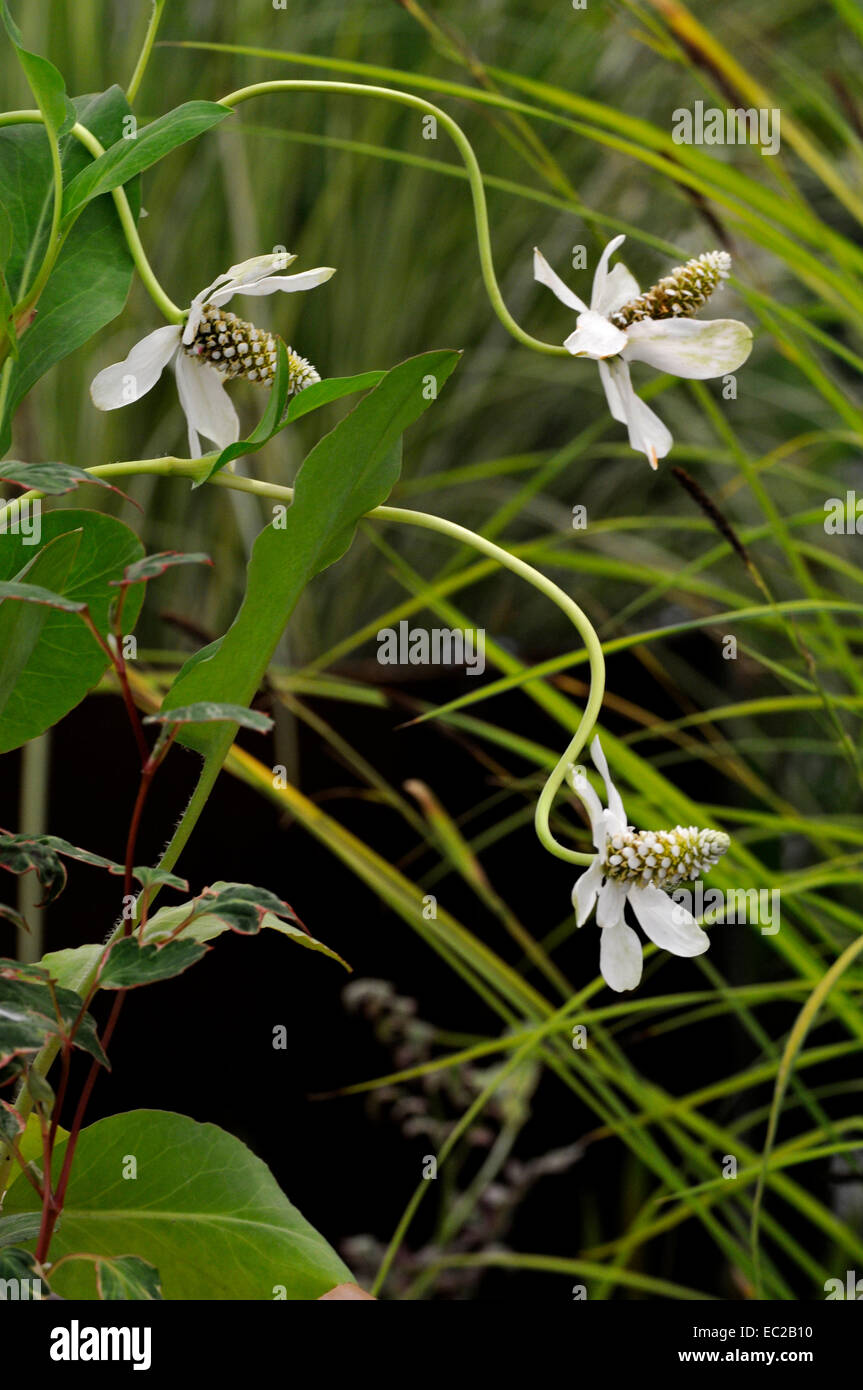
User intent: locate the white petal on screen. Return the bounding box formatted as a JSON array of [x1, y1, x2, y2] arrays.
[[572, 857, 603, 926], [622, 317, 753, 379], [596, 876, 628, 929], [599, 920, 643, 992], [533, 247, 587, 313], [174, 352, 239, 452], [629, 882, 710, 957], [602, 357, 672, 469], [90, 326, 179, 410], [212, 266, 336, 306], [592, 260, 640, 318], [563, 309, 628, 360], [589, 736, 627, 827], [570, 769, 606, 849], [589, 234, 626, 311], [597, 357, 627, 425], [221, 252, 297, 286]]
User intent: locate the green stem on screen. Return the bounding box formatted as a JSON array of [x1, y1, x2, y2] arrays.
[[218, 80, 570, 359], [0, 456, 604, 1194], [13, 118, 64, 320], [127, 0, 168, 103], [6, 457, 602, 863]]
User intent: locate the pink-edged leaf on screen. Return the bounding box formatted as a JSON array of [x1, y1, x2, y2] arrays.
[[0, 461, 132, 503], [109, 552, 213, 587], [0, 580, 85, 613], [143, 702, 273, 733]]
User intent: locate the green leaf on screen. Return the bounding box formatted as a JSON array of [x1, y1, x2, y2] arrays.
[[6, 1110, 353, 1299], [0, 88, 142, 449], [0, 1245, 49, 1294], [167, 350, 460, 756], [0, 579, 86, 613], [0, 1214, 41, 1248], [206, 367, 387, 481], [61, 101, 231, 221], [95, 1254, 163, 1301], [98, 938, 208, 990], [110, 551, 212, 586], [3, 1112, 67, 1190], [0, 1098, 24, 1145], [1, 2, 75, 137], [0, 967, 109, 1074], [185, 881, 300, 933], [0, 461, 128, 499], [0, 510, 144, 752], [41, 882, 350, 985], [0, 901, 27, 931], [143, 702, 274, 733], [0, 530, 82, 723]]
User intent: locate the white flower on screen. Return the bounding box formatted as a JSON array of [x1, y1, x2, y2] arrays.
[[570, 736, 730, 992], [90, 252, 335, 456], [534, 237, 752, 468]]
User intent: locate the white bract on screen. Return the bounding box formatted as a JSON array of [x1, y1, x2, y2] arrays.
[[90, 253, 335, 456], [534, 236, 752, 468], [570, 736, 730, 992]]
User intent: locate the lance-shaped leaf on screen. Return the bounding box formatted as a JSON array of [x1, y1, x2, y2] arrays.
[[143, 702, 274, 733], [1, 1, 75, 137], [185, 881, 300, 935], [110, 551, 213, 587], [61, 101, 232, 221], [0, 511, 145, 752], [0, 1245, 50, 1294], [0, 461, 129, 500], [0, 968, 109, 1073], [95, 1254, 163, 1301], [5, 1110, 352, 1299], [0, 1214, 41, 1248], [205, 365, 388, 481], [0, 832, 183, 907], [0, 88, 142, 451], [0, 1097, 24, 1145], [98, 938, 208, 991], [0, 902, 27, 931], [133, 867, 188, 893], [167, 350, 461, 758], [144, 883, 350, 969]]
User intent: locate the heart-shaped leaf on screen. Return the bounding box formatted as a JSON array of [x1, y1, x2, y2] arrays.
[[0, 510, 145, 752], [6, 1110, 352, 1299]]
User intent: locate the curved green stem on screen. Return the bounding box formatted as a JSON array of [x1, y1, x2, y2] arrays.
[[14, 120, 64, 319], [127, 0, 168, 104], [0, 456, 603, 867], [0, 453, 604, 1194], [218, 80, 570, 359], [0, 111, 183, 325]]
